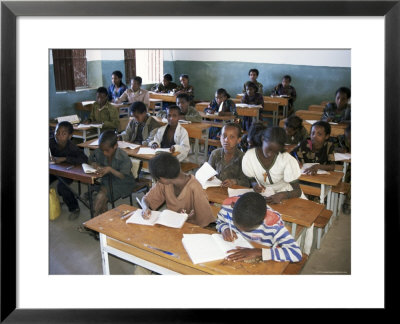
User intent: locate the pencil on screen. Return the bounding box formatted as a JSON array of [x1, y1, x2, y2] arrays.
[[228, 219, 233, 239]]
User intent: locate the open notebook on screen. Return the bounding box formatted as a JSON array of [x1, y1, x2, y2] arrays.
[[82, 163, 97, 174], [227, 186, 275, 198], [57, 114, 80, 124], [75, 123, 103, 129], [126, 209, 188, 229], [137, 147, 171, 155], [195, 162, 222, 189], [301, 163, 329, 175], [182, 233, 253, 264], [334, 152, 351, 161]]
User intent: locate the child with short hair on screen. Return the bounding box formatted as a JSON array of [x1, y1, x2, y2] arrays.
[[49, 121, 88, 219], [173, 74, 194, 104], [140, 153, 215, 227], [216, 192, 302, 262], [150, 105, 190, 162], [120, 101, 161, 146], [88, 130, 135, 216], [151, 73, 177, 93], [158, 93, 202, 122], [241, 81, 264, 131], [292, 120, 335, 175], [334, 124, 351, 153], [284, 115, 308, 144], [239, 121, 266, 152], [115, 76, 150, 108], [242, 68, 263, 94], [322, 87, 351, 123], [84, 87, 120, 132], [208, 123, 250, 187], [107, 70, 127, 102], [272, 75, 297, 116]]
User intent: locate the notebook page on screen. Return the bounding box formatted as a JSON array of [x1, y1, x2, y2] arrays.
[[89, 139, 99, 146], [201, 177, 222, 189], [82, 163, 97, 174], [137, 147, 157, 155], [211, 233, 253, 255], [334, 152, 351, 161], [227, 188, 254, 197], [182, 234, 227, 264], [301, 163, 329, 175], [195, 162, 218, 186], [126, 209, 160, 226], [155, 148, 171, 153], [118, 141, 140, 150], [57, 114, 80, 124], [155, 210, 188, 228]]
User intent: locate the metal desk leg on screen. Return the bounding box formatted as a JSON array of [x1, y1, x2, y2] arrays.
[[99, 233, 110, 275], [88, 184, 95, 219], [291, 223, 297, 238], [194, 138, 199, 164], [203, 128, 209, 162], [320, 184, 325, 205]]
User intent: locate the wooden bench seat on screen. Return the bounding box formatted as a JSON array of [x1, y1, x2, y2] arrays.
[[180, 162, 200, 173], [300, 184, 321, 197], [332, 182, 350, 195], [282, 253, 309, 275], [313, 209, 333, 250]]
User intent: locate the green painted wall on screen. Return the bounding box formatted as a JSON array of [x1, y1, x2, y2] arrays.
[[165, 60, 351, 109]]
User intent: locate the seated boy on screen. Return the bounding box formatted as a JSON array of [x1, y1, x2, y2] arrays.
[[284, 115, 308, 145], [156, 93, 202, 123], [83, 87, 119, 132], [150, 105, 190, 162], [272, 75, 297, 116], [208, 123, 250, 187], [140, 153, 215, 227], [120, 101, 161, 146], [292, 120, 335, 175], [216, 192, 302, 262], [242, 68, 263, 94], [322, 86, 351, 123], [115, 76, 150, 108], [49, 121, 88, 219], [88, 130, 135, 216], [151, 73, 177, 93], [173, 74, 194, 105]]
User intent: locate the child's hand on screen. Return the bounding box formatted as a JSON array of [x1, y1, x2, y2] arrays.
[[265, 192, 285, 205], [151, 143, 159, 149], [82, 120, 90, 125], [170, 146, 175, 153], [141, 208, 152, 219], [253, 183, 266, 194], [97, 166, 112, 176], [304, 164, 319, 175], [222, 228, 237, 242], [53, 156, 66, 164], [221, 179, 237, 187], [226, 247, 262, 262]]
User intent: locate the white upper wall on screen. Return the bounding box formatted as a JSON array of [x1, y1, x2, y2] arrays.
[[163, 49, 351, 67], [49, 49, 124, 64]]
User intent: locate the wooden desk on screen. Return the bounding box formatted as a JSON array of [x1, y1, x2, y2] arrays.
[[49, 162, 102, 218], [205, 185, 248, 204], [236, 105, 262, 122], [300, 171, 344, 208], [264, 96, 289, 118], [195, 102, 210, 112], [199, 111, 235, 124], [84, 204, 289, 275], [149, 91, 177, 103]]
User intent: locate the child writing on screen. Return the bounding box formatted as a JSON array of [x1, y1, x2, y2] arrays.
[[241, 81, 264, 131], [151, 73, 177, 93], [292, 121, 335, 175], [271, 75, 297, 116], [107, 70, 127, 102], [216, 192, 302, 262], [208, 123, 250, 187], [140, 153, 215, 227], [88, 130, 135, 216], [239, 121, 266, 153], [83, 87, 120, 132], [149, 105, 190, 162], [284, 115, 308, 145], [49, 121, 88, 219], [120, 101, 161, 146], [242, 126, 305, 204], [322, 86, 351, 123], [173, 74, 194, 104], [115, 76, 150, 108], [242, 68, 263, 94]]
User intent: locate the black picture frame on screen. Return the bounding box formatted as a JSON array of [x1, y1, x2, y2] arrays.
[[1, 1, 398, 321]]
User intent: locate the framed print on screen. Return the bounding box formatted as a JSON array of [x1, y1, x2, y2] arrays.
[[1, 0, 398, 321]]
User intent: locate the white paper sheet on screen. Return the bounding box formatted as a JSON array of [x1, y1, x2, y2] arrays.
[[57, 114, 80, 124], [334, 152, 351, 161], [301, 163, 329, 174], [82, 163, 97, 174]]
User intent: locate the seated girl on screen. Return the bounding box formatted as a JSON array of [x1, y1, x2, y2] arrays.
[[284, 115, 308, 145], [208, 123, 250, 187], [140, 153, 215, 227], [241, 81, 264, 131], [149, 105, 190, 162], [115, 76, 150, 108], [107, 70, 127, 102]]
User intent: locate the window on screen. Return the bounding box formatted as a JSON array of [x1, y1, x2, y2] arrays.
[[52, 49, 87, 91], [135, 50, 164, 84]]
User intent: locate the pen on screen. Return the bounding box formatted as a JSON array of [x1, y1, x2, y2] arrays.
[[66, 166, 74, 170], [136, 197, 143, 208], [121, 211, 134, 220], [228, 220, 234, 238], [143, 243, 178, 258]]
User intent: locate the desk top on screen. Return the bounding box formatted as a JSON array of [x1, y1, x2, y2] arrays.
[[269, 198, 324, 228], [49, 122, 100, 132], [84, 204, 289, 275], [205, 185, 247, 204], [199, 111, 236, 122], [151, 117, 212, 138], [77, 139, 180, 160], [149, 92, 177, 103], [300, 171, 344, 186], [49, 162, 101, 184]]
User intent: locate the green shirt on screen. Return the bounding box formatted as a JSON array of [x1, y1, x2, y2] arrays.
[[89, 101, 120, 131]]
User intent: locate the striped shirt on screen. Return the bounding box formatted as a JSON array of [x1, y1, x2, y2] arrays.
[[216, 198, 302, 262]]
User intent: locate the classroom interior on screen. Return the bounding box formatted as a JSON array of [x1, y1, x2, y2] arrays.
[[49, 49, 351, 275]]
